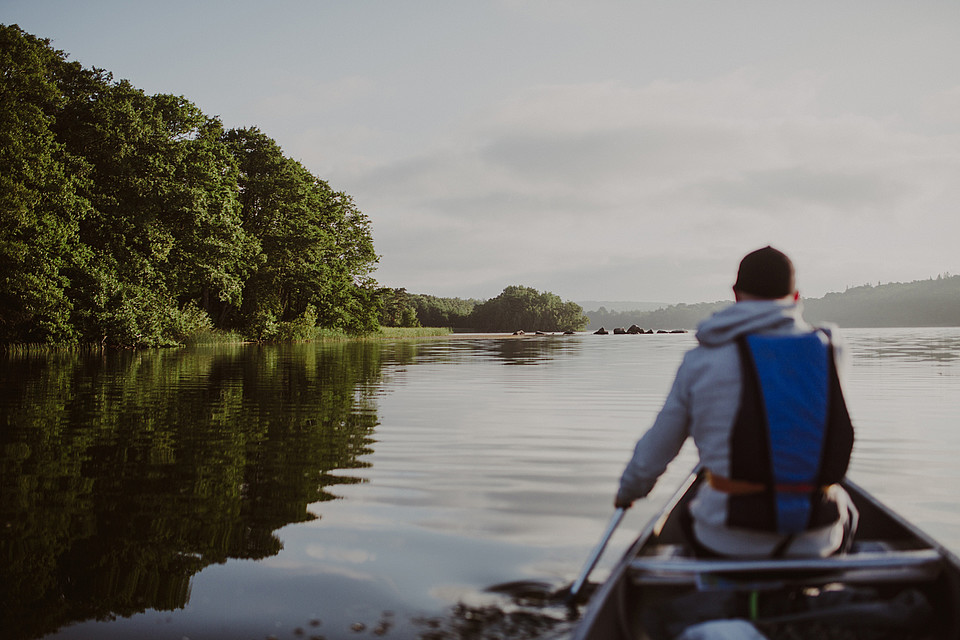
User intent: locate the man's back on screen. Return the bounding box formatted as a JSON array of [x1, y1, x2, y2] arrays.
[[616, 247, 857, 558]]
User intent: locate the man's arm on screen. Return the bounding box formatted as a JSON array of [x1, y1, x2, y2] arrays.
[[615, 363, 692, 508]]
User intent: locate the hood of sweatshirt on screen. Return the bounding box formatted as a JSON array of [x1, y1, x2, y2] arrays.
[[695, 300, 808, 348]]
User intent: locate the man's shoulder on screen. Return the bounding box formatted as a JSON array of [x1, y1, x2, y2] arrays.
[[681, 339, 740, 372]]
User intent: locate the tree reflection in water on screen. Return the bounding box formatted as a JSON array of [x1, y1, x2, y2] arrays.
[[0, 342, 385, 640]]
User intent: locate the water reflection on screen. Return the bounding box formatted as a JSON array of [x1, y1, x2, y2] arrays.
[[386, 335, 588, 367], [476, 336, 585, 366], [0, 343, 384, 640], [845, 328, 960, 363], [5, 330, 954, 640]]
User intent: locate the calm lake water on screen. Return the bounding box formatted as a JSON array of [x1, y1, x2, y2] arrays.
[[2, 327, 959, 640]]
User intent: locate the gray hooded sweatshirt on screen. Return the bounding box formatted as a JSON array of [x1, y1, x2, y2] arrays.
[[617, 299, 855, 557]]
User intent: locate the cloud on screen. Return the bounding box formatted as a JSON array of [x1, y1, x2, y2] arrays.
[[922, 85, 960, 126], [680, 167, 914, 215], [335, 71, 960, 301], [7, 0, 957, 302]]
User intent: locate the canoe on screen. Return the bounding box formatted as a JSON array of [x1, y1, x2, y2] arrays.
[[572, 471, 960, 640]]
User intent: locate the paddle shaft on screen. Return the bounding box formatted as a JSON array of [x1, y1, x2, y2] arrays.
[[568, 507, 626, 600]]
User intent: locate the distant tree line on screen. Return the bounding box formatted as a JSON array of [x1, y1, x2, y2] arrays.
[[380, 285, 589, 333], [384, 275, 960, 334], [410, 292, 480, 328], [803, 275, 960, 327], [1, 25, 379, 346], [584, 275, 960, 331]]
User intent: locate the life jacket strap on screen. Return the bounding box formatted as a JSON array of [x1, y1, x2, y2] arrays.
[[706, 470, 832, 496], [706, 469, 765, 495]]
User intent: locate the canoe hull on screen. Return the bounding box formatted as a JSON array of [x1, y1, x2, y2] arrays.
[[572, 472, 960, 640]]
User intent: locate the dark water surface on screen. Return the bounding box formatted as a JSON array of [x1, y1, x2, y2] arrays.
[[2, 328, 959, 640]]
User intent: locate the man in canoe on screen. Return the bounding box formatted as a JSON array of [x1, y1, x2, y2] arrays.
[[615, 246, 857, 558]]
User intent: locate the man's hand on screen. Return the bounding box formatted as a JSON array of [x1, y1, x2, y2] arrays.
[[614, 490, 634, 510]]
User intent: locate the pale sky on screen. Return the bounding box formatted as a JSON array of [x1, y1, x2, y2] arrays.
[[5, 1, 960, 304]]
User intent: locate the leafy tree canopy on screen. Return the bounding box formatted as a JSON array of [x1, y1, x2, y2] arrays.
[[0, 24, 380, 346], [470, 285, 588, 332]]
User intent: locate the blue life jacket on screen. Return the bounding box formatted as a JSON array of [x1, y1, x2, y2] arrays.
[[727, 330, 854, 535]]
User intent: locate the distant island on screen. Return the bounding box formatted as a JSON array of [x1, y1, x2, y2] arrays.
[[385, 275, 960, 335], [583, 275, 960, 331]]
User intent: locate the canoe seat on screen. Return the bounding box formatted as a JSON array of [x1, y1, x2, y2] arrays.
[[627, 542, 944, 589]]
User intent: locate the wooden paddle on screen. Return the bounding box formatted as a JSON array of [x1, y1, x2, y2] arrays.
[[566, 507, 626, 604]]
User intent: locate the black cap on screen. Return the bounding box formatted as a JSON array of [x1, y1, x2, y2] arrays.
[[733, 246, 795, 299]]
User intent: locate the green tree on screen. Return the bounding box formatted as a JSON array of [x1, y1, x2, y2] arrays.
[[0, 25, 89, 343], [469, 285, 588, 332], [379, 287, 420, 327], [224, 128, 379, 337], [52, 65, 254, 345], [408, 293, 479, 328], [0, 25, 382, 346]]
